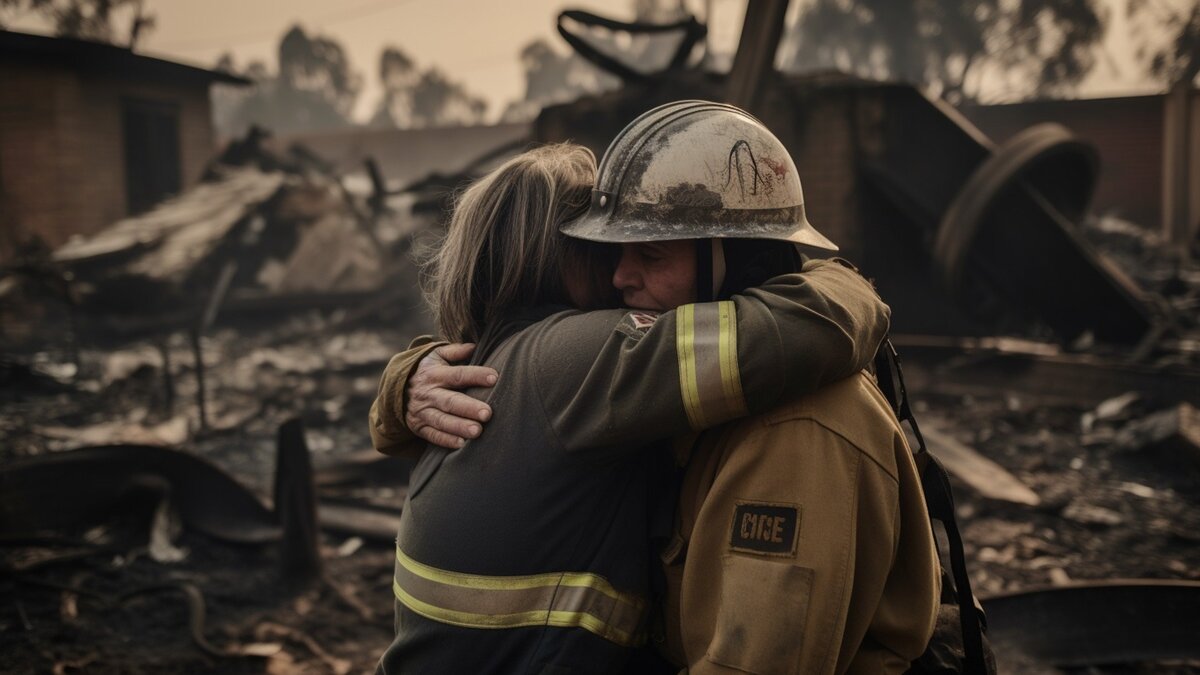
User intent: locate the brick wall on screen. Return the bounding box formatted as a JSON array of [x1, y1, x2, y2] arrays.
[[0, 60, 215, 257], [961, 96, 1165, 228], [0, 62, 67, 256], [758, 86, 860, 260]]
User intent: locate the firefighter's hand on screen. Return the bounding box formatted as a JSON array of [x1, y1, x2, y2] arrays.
[[406, 343, 497, 448]]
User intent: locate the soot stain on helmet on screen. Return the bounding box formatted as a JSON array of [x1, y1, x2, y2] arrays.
[[661, 183, 723, 209], [622, 182, 725, 226], [615, 128, 675, 196]]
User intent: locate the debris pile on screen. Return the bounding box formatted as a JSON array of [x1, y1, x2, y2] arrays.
[[1, 130, 441, 672], [49, 139, 391, 325], [1, 421, 410, 674], [3, 14, 1200, 670]]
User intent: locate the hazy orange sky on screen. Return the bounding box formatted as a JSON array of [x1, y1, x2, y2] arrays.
[[4, 0, 1170, 123]]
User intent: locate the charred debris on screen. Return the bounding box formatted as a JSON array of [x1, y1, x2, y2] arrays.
[[0, 126, 454, 673], [3, 2, 1200, 673]]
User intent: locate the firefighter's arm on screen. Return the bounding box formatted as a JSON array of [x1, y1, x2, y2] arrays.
[[533, 258, 890, 452], [738, 258, 890, 409], [368, 339, 498, 453]]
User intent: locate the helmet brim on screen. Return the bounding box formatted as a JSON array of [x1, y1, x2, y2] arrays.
[[561, 210, 839, 252]]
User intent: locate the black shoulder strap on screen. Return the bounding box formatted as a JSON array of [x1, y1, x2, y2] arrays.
[[556, 9, 707, 83], [874, 338, 988, 675]]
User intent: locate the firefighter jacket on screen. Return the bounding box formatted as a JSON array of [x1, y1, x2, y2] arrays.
[[660, 372, 941, 675], [371, 259, 890, 674]]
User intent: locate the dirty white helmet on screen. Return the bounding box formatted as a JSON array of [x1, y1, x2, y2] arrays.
[[562, 100, 837, 251]]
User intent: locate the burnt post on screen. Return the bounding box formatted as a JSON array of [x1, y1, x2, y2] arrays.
[[365, 156, 388, 217], [1162, 80, 1196, 258], [189, 328, 208, 430], [724, 0, 790, 113], [191, 215, 256, 430], [274, 418, 322, 584], [158, 339, 175, 416]]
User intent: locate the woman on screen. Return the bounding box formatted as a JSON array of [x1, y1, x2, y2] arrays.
[[374, 144, 887, 674]]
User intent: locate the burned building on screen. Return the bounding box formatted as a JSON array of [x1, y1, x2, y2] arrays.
[[962, 88, 1200, 249], [3, 2, 1200, 672], [0, 30, 249, 261]]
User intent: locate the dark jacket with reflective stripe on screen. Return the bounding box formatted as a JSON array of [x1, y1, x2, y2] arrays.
[[374, 261, 890, 674]]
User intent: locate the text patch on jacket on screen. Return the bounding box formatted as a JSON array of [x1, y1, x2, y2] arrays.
[[729, 501, 801, 556]]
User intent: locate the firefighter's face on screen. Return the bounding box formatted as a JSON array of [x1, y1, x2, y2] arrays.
[[612, 240, 696, 311]]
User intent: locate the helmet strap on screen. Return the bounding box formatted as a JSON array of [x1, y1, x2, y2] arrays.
[[694, 239, 713, 303], [694, 239, 726, 303], [712, 240, 727, 299]]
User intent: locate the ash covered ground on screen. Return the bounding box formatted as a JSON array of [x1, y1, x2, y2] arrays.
[[2, 217, 1198, 674]]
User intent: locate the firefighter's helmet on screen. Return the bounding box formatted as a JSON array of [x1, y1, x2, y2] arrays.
[[561, 100, 837, 251]]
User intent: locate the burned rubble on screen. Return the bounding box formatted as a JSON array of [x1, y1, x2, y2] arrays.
[[2, 129, 1198, 675], [3, 9, 1200, 675], [1, 128, 445, 674]]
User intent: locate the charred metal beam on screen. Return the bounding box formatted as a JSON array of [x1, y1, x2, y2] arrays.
[[982, 580, 1200, 669], [556, 10, 706, 84], [313, 451, 413, 488], [935, 124, 1155, 345], [316, 500, 402, 541], [0, 443, 407, 547], [0, 445, 280, 544], [859, 87, 1159, 345], [892, 334, 1200, 408], [921, 420, 1040, 506]]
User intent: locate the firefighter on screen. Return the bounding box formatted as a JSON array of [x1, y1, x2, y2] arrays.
[[389, 101, 942, 674], [372, 141, 891, 674]]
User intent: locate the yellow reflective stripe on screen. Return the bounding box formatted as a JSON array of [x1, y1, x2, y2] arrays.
[[392, 547, 645, 647], [676, 301, 747, 430], [676, 304, 709, 429]]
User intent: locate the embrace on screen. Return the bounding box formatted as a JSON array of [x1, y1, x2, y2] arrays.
[[369, 101, 940, 675]]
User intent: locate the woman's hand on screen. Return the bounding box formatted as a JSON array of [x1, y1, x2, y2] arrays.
[[405, 343, 498, 448]]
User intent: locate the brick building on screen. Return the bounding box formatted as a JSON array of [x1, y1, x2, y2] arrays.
[[0, 30, 248, 260]]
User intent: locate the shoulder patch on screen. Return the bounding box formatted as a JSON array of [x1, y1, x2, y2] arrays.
[[628, 311, 659, 329], [729, 501, 801, 557], [616, 310, 661, 340]]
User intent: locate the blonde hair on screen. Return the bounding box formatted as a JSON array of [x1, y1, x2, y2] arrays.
[[426, 143, 603, 343]]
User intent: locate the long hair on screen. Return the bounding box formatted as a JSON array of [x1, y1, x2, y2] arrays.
[[425, 143, 609, 342]]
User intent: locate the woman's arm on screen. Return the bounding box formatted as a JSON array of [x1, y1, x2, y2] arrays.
[[370, 340, 500, 454]]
